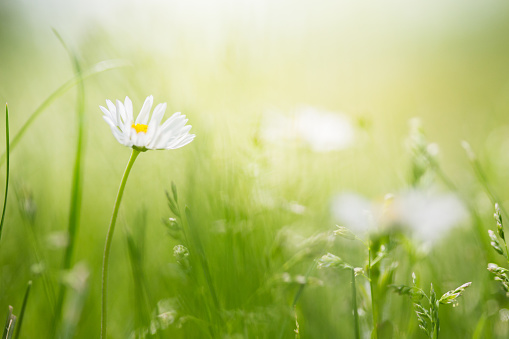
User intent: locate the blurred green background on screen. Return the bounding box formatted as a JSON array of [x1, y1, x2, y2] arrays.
[[2, 0, 509, 338]]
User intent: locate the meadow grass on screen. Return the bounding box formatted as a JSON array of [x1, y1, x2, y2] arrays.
[[3, 10, 509, 339]]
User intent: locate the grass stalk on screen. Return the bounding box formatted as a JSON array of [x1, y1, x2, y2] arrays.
[[51, 29, 87, 336], [0, 59, 129, 166], [351, 269, 360, 339], [184, 207, 223, 334], [14, 281, 32, 339], [101, 149, 140, 339], [2, 306, 16, 339], [0, 104, 9, 242], [368, 244, 379, 339]]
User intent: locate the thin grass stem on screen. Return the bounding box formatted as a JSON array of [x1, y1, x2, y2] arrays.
[[0, 59, 129, 166], [52, 29, 87, 337], [368, 243, 379, 339], [351, 269, 360, 339], [0, 104, 9, 242], [13, 281, 32, 339]]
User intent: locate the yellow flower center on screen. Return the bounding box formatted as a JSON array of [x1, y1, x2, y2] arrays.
[[132, 123, 148, 133]]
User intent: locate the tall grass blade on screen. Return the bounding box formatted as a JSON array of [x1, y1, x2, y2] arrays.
[[2, 306, 16, 339], [0, 59, 129, 166], [125, 223, 156, 338], [51, 29, 87, 336], [0, 104, 9, 242], [13, 281, 32, 339], [184, 207, 223, 327]]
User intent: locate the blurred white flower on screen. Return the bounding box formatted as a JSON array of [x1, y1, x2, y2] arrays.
[[262, 106, 355, 152], [330, 192, 378, 233], [331, 189, 467, 244], [390, 189, 468, 244], [294, 107, 355, 152], [100, 95, 195, 151]]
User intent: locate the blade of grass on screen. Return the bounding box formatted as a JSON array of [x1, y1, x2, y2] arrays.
[[0, 104, 9, 242], [125, 221, 161, 338], [184, 206, 224, 334], [51, 29, 87, 337], [13, 281, 32, 339], [277, 261, 317, 339], [59, 263, 90, 339], [2, 306, 16, 339], [0, 59, 130, 166]]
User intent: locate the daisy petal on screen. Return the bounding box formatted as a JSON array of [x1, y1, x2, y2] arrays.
[[124, 96, 134, 124], [135, 95, 153, 125]]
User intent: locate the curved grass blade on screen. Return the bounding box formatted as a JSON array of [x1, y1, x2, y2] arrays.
[[0, 59, 130, 166], [51, 29, 87, 337], [0, 104, 9, 242], [13, 281, 32, 339]]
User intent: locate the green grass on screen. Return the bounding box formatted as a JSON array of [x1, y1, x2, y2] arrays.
[[0, 103, 9, 242], [3, 5, 509, 338]]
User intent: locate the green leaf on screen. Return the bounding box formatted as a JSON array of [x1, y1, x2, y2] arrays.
[[0, 104, 9, 242], [171, 181, 178, 204], [165, 191, 180, 217]]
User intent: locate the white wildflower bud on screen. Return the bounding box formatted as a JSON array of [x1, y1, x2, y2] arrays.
[[439, 282, 469, 305], [500, 309, 509, 322], [494, 203, 505, 240], [173, 245, 189, 260], [333, 226, 356, 240], [317, 253, 351, 270], [168, 218, 179, 228], [173, 245, 190, 271], [487, 263, 509, 274], [488, 263, 500, 271], [164, 218, 182, 240], [488, 229, 505, 256], [354, 267, 364, 277], [487, 263, 509, 293]]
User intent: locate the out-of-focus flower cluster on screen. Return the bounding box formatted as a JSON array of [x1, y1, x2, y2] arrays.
[[331, 188, 467, 245]]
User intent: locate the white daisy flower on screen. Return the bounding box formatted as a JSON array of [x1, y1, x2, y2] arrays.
[[100, 95, 195, 151]]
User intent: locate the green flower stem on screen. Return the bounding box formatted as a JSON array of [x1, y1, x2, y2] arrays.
[[101, 149, 140, 339], [351, 269, 360, 339], [368, 244, 379, 339]]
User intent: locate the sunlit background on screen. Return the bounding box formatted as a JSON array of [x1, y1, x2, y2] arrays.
[[2, 0, 509, 338]]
